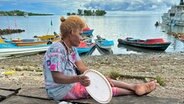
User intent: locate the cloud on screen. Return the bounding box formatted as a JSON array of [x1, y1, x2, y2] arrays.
[[0, 0, 181, 14], [83, 0, 180, 11], [0, 0, 90, 14]]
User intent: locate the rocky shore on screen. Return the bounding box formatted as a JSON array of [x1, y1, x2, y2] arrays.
[[0, 53, 184, 100]]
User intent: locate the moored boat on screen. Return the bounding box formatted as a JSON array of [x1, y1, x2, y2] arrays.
[[13, 41, 49, 46], [118, 37, 171, 51], [76, 41, 96, 54], [95, 35, 114, 51], [0, 38, 17, 48], [0, 45, 49, 57], [82, 27, 94, 36], [9, 34, 60, 46], [0, 37, 50, 57], [11, 39, 36, 42], [34, 34, 60, 41]]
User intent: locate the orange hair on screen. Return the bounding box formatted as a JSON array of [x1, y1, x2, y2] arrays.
[[60, 15, 85, 38]]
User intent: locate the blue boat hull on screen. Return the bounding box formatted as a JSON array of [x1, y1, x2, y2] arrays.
[[95, 39, 114, 51], [77, 43, 95, 54], [0, 43, 17, 48]]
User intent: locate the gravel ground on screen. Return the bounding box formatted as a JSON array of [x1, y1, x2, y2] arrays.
[[0, 53, 184, 100]]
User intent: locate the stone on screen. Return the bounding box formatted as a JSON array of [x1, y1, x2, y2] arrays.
[[70, 95, 183, 104], [0, 83, 21, 93], [18, 87, 51, 100], [0, 96, 55, 104], [0, 90, 15, 98]]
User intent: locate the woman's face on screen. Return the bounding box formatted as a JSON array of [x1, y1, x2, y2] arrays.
[[69, 28, 83, 47]]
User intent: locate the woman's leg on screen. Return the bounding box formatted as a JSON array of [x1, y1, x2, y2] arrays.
[[111, 79, 136, 90], [112, 87, 135, 96], [110, 79, 157, 96], [62, 83, 89, 100]]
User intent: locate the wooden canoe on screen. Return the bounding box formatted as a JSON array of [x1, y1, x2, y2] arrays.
[[118, 37, 171, 51]]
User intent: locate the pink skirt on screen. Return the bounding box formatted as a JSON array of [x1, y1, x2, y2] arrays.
[[63, 82, 118, 100]]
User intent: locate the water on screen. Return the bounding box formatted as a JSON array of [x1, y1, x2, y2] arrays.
[[1, 13, 184, 56]]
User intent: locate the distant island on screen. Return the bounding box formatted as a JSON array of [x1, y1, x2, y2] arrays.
[[0, 10, 53, 16], [67, 9, 106, 16], [0, 29, 25, 35]]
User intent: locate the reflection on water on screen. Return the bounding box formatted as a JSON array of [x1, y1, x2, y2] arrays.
[[161, 24, 184, 52]]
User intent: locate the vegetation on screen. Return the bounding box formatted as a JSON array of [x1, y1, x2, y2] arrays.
[[0, 10, 53, 16], [0, 29, 25, 35], [109, 71, 166, 86], [155, 76, 166, 86], [67, 9, 106, 16], [109, 71, 121, 80]]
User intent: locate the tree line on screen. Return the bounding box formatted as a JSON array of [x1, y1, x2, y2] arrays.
[[0, 10, 53, 16], [0, 29, 25, 35]]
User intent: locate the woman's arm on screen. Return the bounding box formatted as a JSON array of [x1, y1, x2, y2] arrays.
[[51, 71, 90, 86], [75, 60, 88, 73], [51, 71, 79, 84]]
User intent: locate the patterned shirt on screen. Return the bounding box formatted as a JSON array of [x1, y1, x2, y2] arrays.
[[43, 42, 81, 100]]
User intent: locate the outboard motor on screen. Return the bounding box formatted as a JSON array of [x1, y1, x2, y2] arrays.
[[47, 41, 52, 45]]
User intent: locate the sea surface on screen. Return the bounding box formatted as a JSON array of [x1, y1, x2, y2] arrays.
[[1, 13, 184, 55]]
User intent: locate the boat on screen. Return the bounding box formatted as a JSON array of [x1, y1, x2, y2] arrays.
[[3, 38, 48, 47], [0, 43, 17, 48], [0, 38, 17, 48], [79, 45, 96, 56], [95, 35, 114, 51], [12, 41, 49, 46], [81, 35, 92, 43], [162, 0, 184, 26], [96, 45, 113, 55], [0, 37, 50, 57], [12, 39, 36, 42], [0, 45, 49, 57], [76, 41, 96, 54], [33, 34, 60, 41], [118, 37, 171, 51], [9, 34, 60, 46], [82, 27, 94, 36], [117, 44, 166, 53], [155, 21, 161, 27]]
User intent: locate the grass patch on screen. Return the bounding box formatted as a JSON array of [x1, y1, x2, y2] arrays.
[[155, 76, 166, 86], [109, 71, 166, 86], [109, 71, 121, 80]]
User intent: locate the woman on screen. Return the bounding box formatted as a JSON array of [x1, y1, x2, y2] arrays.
[[43, 15, 157, 102]]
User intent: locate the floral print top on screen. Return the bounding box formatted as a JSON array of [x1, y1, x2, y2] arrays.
[[43, 42, 81, 100]]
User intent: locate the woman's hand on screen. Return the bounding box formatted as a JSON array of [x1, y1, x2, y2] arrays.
[[78, 75, 90, 87]]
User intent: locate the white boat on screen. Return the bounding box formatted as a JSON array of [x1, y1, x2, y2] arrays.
[[162, 0, 184, 26], [0, 45, 49, 57]]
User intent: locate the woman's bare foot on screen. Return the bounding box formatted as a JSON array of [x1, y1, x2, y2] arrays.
[[134, 80, 157, 96]]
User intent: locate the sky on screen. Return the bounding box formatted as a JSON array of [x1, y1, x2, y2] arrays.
[[0, 0, 181, 15]]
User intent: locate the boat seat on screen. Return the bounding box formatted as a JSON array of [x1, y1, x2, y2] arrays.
[[146, 38, 164, 44]]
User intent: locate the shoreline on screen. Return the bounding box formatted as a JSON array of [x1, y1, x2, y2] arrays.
[[0, 53, 184, 100]]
